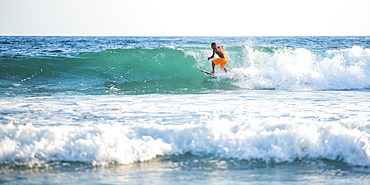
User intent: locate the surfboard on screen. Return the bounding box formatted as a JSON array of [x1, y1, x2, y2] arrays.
[[196, 68, 213, 75]]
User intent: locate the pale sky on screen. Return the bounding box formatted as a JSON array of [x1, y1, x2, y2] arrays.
[[1, 0, 369, 36]]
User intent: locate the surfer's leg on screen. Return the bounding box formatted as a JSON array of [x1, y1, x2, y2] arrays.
[[211, 61, 215, 74]]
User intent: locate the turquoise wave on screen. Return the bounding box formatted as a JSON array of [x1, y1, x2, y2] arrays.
[[0, 47, 238, 95], [1, 45, 370, 96]]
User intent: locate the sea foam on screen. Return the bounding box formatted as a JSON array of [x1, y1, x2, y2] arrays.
[[1, 119, 369, 166], [1, 93, 369, 166], [200, 45, 370, 91]]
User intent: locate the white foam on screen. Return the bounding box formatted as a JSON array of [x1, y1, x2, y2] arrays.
[[0, 123, 172, 165], [1, 117, 369, 166], [1, 93, 370, 166], [189, 45, 370, 90]]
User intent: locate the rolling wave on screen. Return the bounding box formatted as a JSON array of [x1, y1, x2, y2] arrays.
[[1, 45, 370, 96]]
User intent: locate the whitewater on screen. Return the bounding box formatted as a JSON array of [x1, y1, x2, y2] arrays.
[[1, 36, 370, 184]]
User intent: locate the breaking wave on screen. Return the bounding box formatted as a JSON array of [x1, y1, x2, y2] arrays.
[[1, 45, 370, 96]]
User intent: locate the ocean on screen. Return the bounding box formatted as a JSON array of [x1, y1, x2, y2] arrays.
[[1, 36, 370, 184]]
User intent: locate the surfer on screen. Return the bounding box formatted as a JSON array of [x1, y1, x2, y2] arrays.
[[208, 42, 228, 75]]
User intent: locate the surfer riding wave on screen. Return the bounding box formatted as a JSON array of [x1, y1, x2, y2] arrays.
[[208, 42, 228, 75]]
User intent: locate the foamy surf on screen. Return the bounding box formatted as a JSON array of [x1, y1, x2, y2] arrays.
[[188, 45, 370, 91], [1, 92, 369, 166], [1, 36, 370, 184]]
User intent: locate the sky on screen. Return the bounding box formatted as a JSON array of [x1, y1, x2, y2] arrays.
[[0, 0, 369, 36]]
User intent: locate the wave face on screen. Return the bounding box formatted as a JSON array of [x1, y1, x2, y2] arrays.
[[1, 48, 208, 95], [2, 44, 370, 96]]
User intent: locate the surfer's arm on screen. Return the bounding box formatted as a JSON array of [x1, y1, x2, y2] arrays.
[[208, 49, 216, 60]]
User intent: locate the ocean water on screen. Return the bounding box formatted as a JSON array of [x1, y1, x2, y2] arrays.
[[1, 36, 370, 184]]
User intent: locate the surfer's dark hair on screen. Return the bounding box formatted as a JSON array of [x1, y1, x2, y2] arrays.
[[211, 42, 216, 46]]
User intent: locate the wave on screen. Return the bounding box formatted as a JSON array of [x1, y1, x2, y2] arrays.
[[227, 45, 370, 90], [0, 47, 208, 95], [1, 120, 369, 166], [1, 45, 370, 95]]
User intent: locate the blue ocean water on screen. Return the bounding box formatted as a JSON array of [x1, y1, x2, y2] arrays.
[[1, 36, 370, 184]]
